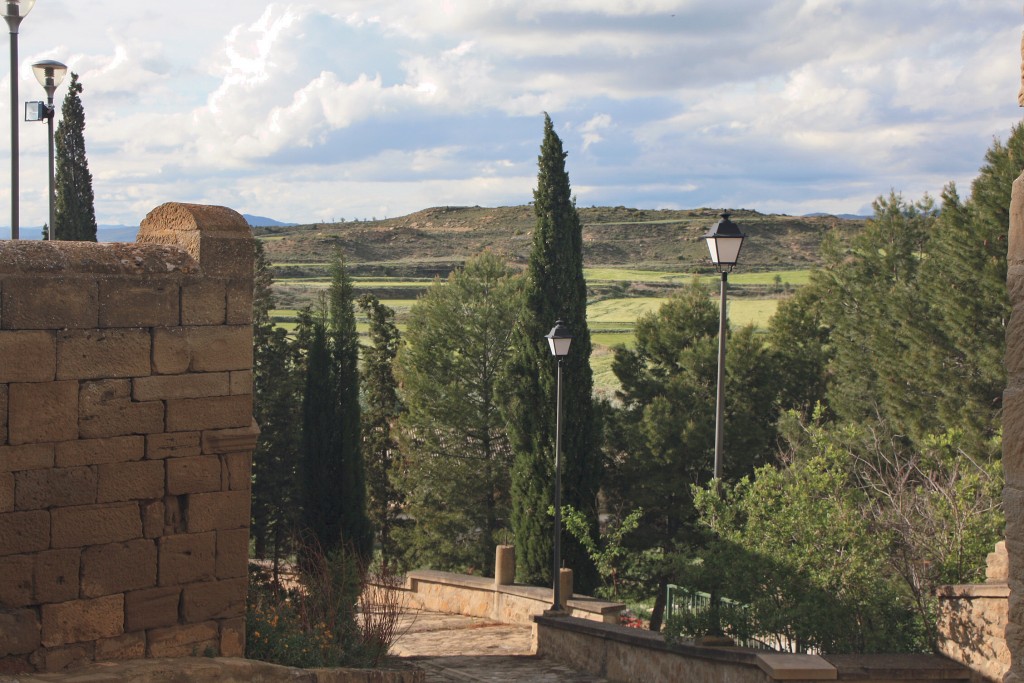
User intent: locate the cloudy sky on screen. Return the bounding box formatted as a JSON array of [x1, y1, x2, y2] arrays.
[[1, 0, 1020, 231]]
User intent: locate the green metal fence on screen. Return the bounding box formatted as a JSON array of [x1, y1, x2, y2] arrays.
[[665, 584, 774, 651]]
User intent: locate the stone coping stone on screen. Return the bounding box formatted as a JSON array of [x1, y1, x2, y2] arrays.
[[405, 569, 625, 616], [0, 241, 198, 275], [822, 654, 971, 681], [935, 582, 1011, 599], [758, 654, 837, 680], [0, 657, 424, 683]]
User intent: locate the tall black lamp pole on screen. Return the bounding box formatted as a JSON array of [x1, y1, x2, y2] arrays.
[[700, 213, 746, 482], [3, 0, 34, 240], [545, 319, 572, 612]]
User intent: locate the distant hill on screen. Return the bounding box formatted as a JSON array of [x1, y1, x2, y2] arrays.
[[256, 205, 865, 276], [244, 214, 295, 228]]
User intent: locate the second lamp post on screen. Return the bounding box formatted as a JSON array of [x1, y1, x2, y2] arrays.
[[30, 59, 66, 240], [701, 213, 746, 482], [545, 319, 572, 612]]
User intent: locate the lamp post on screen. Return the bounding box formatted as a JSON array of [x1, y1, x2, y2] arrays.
[[30, 59, 65, 239], [700, 213, 746, 482], [545, 319, 572, 612], [3, 0, 34, 240]]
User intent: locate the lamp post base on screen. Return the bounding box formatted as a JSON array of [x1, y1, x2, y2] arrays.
[[542, 608, 569, 617]]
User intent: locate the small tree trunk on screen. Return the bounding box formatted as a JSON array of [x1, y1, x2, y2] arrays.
[[648, 576, 669, 631]]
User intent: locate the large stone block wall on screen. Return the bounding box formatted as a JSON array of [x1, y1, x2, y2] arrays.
[[0, 203, 258, 675], [1008, 169, 1024, 683]]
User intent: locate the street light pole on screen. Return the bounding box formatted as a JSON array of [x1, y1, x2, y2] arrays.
[[545, 319, 573, 612], [31, 59, 66, 239], [3, 0, 35, 240], [700, 213, 746, 483]]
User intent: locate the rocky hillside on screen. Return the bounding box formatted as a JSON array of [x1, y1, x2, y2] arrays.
[[257, 205, 863, 275]]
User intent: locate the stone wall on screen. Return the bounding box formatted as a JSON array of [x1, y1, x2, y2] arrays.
[[0, 203, 258, 675], [1007, 159, 1024, 683], [937, 542, 1010, 682]]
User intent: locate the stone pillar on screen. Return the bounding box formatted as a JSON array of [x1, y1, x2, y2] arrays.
[[495, 545, 515, 587], [558, 568, 573, 610], [1005, 167, 1024, 683]]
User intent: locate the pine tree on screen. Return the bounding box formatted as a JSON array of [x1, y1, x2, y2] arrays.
[[53, 73, 97, 242], [504, 114, 600, 590], [358, 294, 403, 570], [298, 254, 372, 561], [394, 253, 523, 574]]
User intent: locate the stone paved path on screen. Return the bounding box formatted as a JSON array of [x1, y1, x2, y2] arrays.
[[392, 611, 608, 682]]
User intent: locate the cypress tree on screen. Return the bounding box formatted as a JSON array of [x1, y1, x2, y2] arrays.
[[299, 254, 372, 561], [53, 73, 97, 242], [504, 114, 600, 591], [358, 294, 403, 570], [251, 241, 301, 580]]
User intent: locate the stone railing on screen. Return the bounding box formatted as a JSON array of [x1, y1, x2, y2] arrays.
[[0, 203, 257, 675], [535, 615, 971, 683], [400, 545, 626, 628], [937, 541, 1010, 682]]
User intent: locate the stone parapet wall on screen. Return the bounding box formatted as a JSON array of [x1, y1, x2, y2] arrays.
[[0, 203, 257, 675], [402, 569, 625, 626], [937, 542, 1009, 682]]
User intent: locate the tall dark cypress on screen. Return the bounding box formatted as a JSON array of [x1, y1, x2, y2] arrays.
[[505, 114, 600, 591], [299, 253, 372, 561], [53, 73, 97, 242]]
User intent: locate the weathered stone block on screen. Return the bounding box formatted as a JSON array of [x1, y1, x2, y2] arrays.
[[151, 327, 190, 375], [97, 460, 165, 503], [187, 490, 250, 533], [181, 280, 226, 326], [0, 384, 6, 444], [32, 641, 94, 672], [230, 369, 253, 396], [154, 326, 253, 375], [146, 620, 219, 658], [223, 452, 252, 491], [94, 631, 146, 662], [1, 278, 98, 330], [181, 577, 246, 621], [81, 539, 157, 598], [7, 381, 78, 445], [51, 502, 142, 548], [167, 456, 222, 495], [146, 431, 201, 459], [190, 326, 253, 372], [201, 420, 259, 455], [34, 549, 80, 605], [1011, 174, 1024, 265], [98, 279, 180, 328], [216, 528, 250, 579], [0, 609, 40, 657], [132, 372, 230, 402], [166, 394, 252, 432], [56, 436, 144, 467], [40, 594, 123, 647], [220, 617, 245, 658], [0, 510, 50, 556], [56, 328, 151, 380], [79, 379, 164, 439], [141, 499, 165, 539], [124, 585, 180, 632], [0, 554, 33, 607], [0, 472, 12, 513], [0, 331, 55, 382], [0, 444, 54, 472], [226, 280, 254, 325], [158, 532, 216, 586], [15, 466, 97, 511]]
